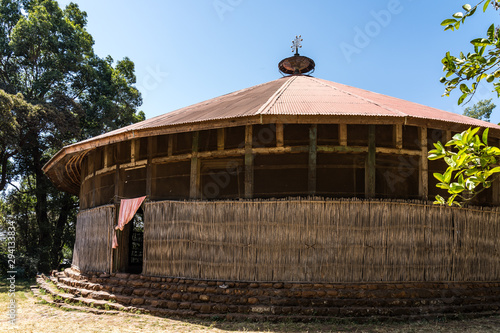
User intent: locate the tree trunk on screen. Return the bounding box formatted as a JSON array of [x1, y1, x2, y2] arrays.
[[34, 147, 52, 273], [50, 192, 73, 268]]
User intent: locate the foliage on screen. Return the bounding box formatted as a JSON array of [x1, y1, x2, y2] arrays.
[[0, 0, 144, 274], [428, 127, 500, 206], [463, 98, 496, 121], [440, 1, 500, 105]]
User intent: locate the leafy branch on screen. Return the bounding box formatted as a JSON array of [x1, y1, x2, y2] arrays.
[[428, 127, 500, 206], [440, 1, 500, 105]]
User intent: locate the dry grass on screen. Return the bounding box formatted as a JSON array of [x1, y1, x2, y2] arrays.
[[1, 279, 500, 333]]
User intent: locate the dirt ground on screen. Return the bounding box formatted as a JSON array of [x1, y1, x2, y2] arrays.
[[2, 279, 500, 333]]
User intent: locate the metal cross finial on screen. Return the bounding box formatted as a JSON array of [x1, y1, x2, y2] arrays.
[[291, 35, 303, 55]]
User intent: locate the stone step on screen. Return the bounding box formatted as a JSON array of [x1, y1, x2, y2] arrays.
[[53, 273, 500, 311]]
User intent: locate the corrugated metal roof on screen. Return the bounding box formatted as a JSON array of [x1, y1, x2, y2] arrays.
[[82, 75, 499, 144], [43, 73, 500, 193]]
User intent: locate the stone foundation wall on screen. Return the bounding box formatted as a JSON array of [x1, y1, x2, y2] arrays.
[[65, 269, 500, 319]]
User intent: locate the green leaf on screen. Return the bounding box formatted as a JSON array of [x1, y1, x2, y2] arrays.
[[434, 173, 445, 182], [434, 195, 446, 205], [444, 169, 453, 183], [463, 4, 472, 11], [487, 24, 496, 39], [460, 84, 470, 93], [441, 18, 458, 26], [483, 0, 490, 12], [470, 38, 491, 46], [487, 74, 495, 83], [453, 12, 464, 18], [489, 166, 500, 174], [458, 93, 468, 105], [482, 128, 489, 146]]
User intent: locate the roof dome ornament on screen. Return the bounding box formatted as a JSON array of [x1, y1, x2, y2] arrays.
[[279, 35, 315, 76]]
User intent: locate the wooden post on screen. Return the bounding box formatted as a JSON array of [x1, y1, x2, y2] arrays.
[[131, 139, 136, 163], [168, 135, 173, 157], [104, 146, 109, 168], [445, 130, 452, 143], [339, 124, 347, 146], [394, 124, 403, 149], [493, 138, 500, 205], [308, 124, 317, 195], [276, 123, 284, 147], [190, 131, 200, 199], [89, 150, 96, 208], [419, 127, 429, 200], [244, 125, 254, 199], [146, 137, 153, 198], [365, 125, 376, 198], [113, 143, 121, 273], [217, 128, 225, 151]]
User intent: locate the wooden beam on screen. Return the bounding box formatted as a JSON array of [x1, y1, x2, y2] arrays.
[[276, 123, 284, 147], [104, 146, 109, 168], [168, 135, 173, 157], [244, 125, 254, 199], [308, 124, 317, 195], [445, 130, 452, 143], [146, 137, 153, 198], [339, 124, 347, 146], [114, 143, 121, 204], [365, 125, 376, 198], [217, 128, 225, 151], [419, 127, 429, 200], [131, 139, 136, 163], [190, 131, 200, 199], [493, 138, 500, 205], [394, 124, 403, 149], [87, 150, 96, 208]]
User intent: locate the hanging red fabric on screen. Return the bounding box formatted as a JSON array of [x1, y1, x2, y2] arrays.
[[112, 196, 146, 249]]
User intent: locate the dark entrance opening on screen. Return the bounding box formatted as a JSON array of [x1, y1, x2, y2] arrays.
[[127, 208, 144, 274]]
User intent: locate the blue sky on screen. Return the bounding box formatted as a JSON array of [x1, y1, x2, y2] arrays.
[[57, 0, 500, 123]]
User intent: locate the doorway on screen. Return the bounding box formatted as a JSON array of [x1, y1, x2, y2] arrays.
[[127, 207, 144, 274]]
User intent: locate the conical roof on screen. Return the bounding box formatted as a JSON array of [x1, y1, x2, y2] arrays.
[[43, 74, 500, 194]]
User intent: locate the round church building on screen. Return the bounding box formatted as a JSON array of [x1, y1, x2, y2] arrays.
[[43, 42, 500, 319]]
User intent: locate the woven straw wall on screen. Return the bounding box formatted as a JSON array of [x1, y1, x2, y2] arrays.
[[143, 198, 500, 282]]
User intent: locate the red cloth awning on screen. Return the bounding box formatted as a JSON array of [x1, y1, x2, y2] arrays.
[[112, 196, 146, 249]]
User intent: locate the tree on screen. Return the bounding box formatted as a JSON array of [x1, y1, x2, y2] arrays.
[[440, 1, 500, 105], [0, 0, 144, 274], [428, 127, 500, 206], [463, 98, 496, 122]]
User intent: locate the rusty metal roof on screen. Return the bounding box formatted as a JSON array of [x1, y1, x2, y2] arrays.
[[43, 74, 500, 194], [81, 75, 500, 140]]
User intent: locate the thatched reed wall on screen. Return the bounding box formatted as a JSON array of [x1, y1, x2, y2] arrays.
[[72, 205, 114, 273], [143, 199, 500, 283]]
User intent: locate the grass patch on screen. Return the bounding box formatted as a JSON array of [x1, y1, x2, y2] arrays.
[[1, 278, 500, 332]]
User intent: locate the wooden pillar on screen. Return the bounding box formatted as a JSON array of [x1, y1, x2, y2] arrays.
[[104, 146, 110, 168], [493, 138, 500, 205], [339, 124, 347, 146], [131, 139, 136, 163], [217, 128, 225, 151], [445, 130, 452, 143], [308, 124, 317, 195], [112, 142, 121, 273], [276, 123, 284, 147], [394, 124, 403, 149], [89, 150, 96, 208], [419, 127, 429, 200], [190, 131, 200, 199], [168, 135, 173, 157], [365, 125, 376, 198], [146, 137, 153, 198], [244, 125, 254, 199]]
